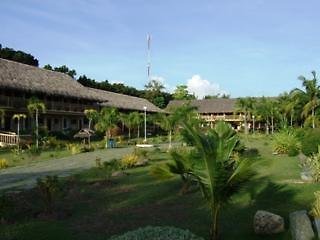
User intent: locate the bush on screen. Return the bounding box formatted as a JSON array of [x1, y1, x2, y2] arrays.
[[306, 150, 320, 182], [27, 144, 42, 156], [299, 128, 320, 156], [81, 145, 95, 153], [272, 130, 300, 155], [103, 159, 120, 181], [109, 226, 204, 240], [43, 136, 65, 150], [0, 158, 9, 169], [310, 191, 320, 218], [66, 143, 81, 155], [37, 175, 61, 213], [120, 153, 139, 169]]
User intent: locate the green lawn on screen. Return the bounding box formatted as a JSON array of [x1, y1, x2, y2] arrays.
[[0, 135, 318, 240]]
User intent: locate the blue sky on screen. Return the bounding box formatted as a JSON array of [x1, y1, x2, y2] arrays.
[[2, 0, 320, 98]]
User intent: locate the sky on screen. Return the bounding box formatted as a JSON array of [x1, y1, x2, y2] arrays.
[[2, 0, 320, 98]]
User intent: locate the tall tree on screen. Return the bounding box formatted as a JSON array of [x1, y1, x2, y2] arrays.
[[144, 79, 167, 108], [130, 112, 143, 139], [27, 97, 46, 148], [12, 114, 26, 149], [293, 71, 320, 128], [236, 97, 256, 134], [84, 109, 98, 147], [173, 85, 196, 100], [95, 107, 118, 148], [0, 45, 39, 66]]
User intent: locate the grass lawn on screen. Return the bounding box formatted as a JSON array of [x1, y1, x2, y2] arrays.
[[0, 134, 318, 240]]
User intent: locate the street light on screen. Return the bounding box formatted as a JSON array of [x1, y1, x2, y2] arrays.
[[143, 106, 147, 143], [252, 115, 255, 133]]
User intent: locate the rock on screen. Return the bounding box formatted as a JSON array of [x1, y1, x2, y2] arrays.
[[254, 210, 285, 234], [111, 171, 127, 177], [134, 159, 148, 167], [290, 210, 315, 240]]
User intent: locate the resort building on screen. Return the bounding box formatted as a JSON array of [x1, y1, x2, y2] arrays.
[[0, 58, 161, 134], [166, 99, 244, 128]]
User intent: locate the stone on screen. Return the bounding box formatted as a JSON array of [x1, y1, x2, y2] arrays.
[[111, 171, 127, 177], [134, 159, 148, 167], [254, 210, 285, 235], [290, 210, 315, 240]]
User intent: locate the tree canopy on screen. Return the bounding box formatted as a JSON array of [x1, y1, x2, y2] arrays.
[[0, 44, 39, 66]]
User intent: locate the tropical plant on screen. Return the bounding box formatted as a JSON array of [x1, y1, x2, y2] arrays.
[[12, 113, 26, 149], [84, 109, 98, 147], [102, 159, 120, 182], [27, 97, 46, 148], [306, 148, 320, 182], [0, 158, 8, 169], [36, 175, 60, 213], [310, 191, 320, 218], [120, 153, 139, 169], [180, 121, 256, 239], [131, 111, 143, 139], [150, 148, 197, 194], [95, 107, 118, 148], [292, 71, 320, 128], [109, 226, 204, 240], [272, 129, 300, 155], [236, 97, 255, 134]]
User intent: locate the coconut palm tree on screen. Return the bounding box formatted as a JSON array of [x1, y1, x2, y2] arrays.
[[84, 109, 98, 147], [255, 97, 278, 134], [180, 121, 255, 239], [130, 111, 143, 139], [236, 97, 256, 134], [123, 112, 134, 140], [12, 114, 26, 149], [95, 107, 118, 148], [293, 71, 320, 128], [27, 97, 46, 148]]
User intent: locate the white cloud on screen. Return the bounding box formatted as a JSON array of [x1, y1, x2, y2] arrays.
[[187, 75, 227, 99], [150, 75, 175, 93]]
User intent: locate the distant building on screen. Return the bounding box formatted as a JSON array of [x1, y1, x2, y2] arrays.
[[166, 98, 244, 128], [0, 58, 161, 134]]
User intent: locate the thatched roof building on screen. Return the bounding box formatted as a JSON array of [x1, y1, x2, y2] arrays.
[[0, 58, 103, 101], [87, 87, 162, 112], [166, 99, 237, 114]]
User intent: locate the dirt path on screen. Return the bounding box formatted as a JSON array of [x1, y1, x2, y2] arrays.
[[0, 147, 134, 191]]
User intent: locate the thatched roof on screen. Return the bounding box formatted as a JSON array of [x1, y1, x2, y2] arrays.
[[87, 87, 163, 112], [0, 58, 103, 101], [166, 99, 237, 114]]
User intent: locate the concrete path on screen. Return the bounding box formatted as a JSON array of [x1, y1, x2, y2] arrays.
[[0, 147, 134, 191]]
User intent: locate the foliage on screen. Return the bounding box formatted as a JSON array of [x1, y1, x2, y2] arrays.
[[0, 44, 39, 66], [150, 148, 197, 194], [66, 143, 82, 155], [109, 226, 204, 240], [299, 128, 320, 156], [44, 64, 77, 78], [95, 107, 118, 141], [310, 191, 320, 218], [120, 153, 139, 169], [27, 144, 42, 156], [180, 121, 256, 239], [272, 130, 300, 155], [36, 175, 61, 213], [173, 85, 196, 100], [103, 159, 120, 181], [0, 158, 9, 169], [305, 149, 320, 182], [235, 97, 256, 134], [43, 136, 65, 149]]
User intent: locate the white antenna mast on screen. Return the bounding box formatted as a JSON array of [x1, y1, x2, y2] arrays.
[[147, 33, 151, 82]]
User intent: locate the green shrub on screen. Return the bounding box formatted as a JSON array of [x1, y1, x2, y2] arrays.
[[37, 175, 61, 213], [0, 158, 9, 169], [120, 153, 139, 169], [81, 145, 95, 153], [109, 226, 204, 240], [288, 146, 299, 157], [66, 143, 81, 155], [27, 144, 42, 156], [310, 191, 320, 218], [299, 128, 320, 156], [306, 149, 320, 182], [272, 130, 300, 155], [103, 159, 120, 181]]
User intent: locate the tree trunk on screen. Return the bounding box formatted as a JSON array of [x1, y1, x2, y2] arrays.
[[36, 109, 39, 149], [290, 112, 293, 127], [137, 125, 140, 139], [17, 119, 20, 150], [88, 119, 91, 148], [128, 127, 131, 140], [244, 116, 248, 135], [169, 130, 172, 149], [271, 116, 274, 134], [312, 107, 315, 128], [210, 204, 220, 240]]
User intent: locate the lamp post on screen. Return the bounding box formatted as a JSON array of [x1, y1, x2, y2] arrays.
[[252, 115, 255, 133], [143, 106, 147, 143]]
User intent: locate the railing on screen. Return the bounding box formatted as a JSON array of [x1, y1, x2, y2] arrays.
[[201, 115, 243, 122], [0, 133, 18, 145]]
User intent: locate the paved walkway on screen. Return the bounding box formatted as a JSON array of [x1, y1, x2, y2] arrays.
[[0, 147, 134, 191]]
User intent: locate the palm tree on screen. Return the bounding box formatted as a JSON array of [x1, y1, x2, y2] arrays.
[[27, 97, 46, 148], [130, 111, 143, 139], [293, 71, 320, 128], [180, 121, 255, 239], [12, 114, 26, 149], [255, 97, 278, 134], [123, 112, 134, 140], [95, 107, 118, 148], [236, 97, 255, 134], [84, 109, 98, 147]]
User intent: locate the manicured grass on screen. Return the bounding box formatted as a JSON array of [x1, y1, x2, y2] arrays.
[[0, 135, 318, 240]]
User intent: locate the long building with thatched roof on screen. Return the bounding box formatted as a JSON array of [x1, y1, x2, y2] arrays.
[[0, 58, 161, 134], [166, 98, 244, 128]]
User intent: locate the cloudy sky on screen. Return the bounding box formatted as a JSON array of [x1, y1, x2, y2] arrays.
[[2, 0, 320, 98]]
